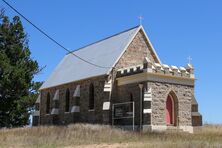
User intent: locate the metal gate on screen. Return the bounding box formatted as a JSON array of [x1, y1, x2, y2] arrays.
[[112, 101, 135, 131]]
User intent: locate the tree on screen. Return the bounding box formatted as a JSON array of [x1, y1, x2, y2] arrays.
[[0, 10, 41, 127]]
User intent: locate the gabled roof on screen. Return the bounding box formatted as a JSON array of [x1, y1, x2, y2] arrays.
[[40, 25, 160, 90]]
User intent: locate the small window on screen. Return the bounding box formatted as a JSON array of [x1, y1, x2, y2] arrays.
[[89, 83, 94, 110], [46, 93, 50, 114], [65, 89, 70, 112]]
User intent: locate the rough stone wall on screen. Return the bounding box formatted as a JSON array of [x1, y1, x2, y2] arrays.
[[39, 75, 108, 125], [78, 76, 108, 123], [115, 30, 158, 69], [148, 82, 193, 126], [113, 81, 193, 127]]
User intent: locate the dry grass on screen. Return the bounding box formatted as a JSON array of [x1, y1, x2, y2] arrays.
[[0, 124, 222, 148]]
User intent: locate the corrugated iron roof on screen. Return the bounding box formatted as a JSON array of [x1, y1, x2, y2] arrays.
[[40, 26, 141, 90]]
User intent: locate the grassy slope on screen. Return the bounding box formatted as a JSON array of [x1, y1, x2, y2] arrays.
[[0, 124, 221, 148]]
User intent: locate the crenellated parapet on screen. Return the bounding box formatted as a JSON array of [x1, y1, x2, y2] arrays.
[[116, 57, 195, 79], [116, 64, 144, 77]]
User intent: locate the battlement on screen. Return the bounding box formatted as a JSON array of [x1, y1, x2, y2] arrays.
[[116, 57, 195, 79]]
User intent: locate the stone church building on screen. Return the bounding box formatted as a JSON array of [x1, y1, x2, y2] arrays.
[[33, 25, 202, 133]]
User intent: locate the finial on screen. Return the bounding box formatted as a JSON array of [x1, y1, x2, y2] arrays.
[[187, 56, 192, 64], [138, 15, 143, 26]]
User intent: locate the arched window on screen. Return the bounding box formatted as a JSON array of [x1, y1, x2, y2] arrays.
[[65, 89, 70, 112], [46, 93, 50, 114], [89, 83, 94, 110]]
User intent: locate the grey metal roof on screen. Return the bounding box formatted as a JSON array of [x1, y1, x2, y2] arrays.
[[40, 26, 140, 90]]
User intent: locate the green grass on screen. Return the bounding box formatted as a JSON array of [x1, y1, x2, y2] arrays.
[[0, 124, 221, 148]]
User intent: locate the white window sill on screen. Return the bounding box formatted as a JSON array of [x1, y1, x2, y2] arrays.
[[88, 109, 95, 112]]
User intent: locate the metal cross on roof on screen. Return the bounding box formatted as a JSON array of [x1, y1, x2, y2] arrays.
[[187, 56, 192, 64], [138, 16, 143, 25]]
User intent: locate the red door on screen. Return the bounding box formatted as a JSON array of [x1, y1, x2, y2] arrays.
[[166, 96, 173, 125]]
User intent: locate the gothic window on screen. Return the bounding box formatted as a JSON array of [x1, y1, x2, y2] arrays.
[[89, 83, 94, 110], [46, 93, 50, 114], [65, 89, 70, 112]]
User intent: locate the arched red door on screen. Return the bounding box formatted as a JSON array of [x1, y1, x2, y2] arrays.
[[166, 95, 173, 125]]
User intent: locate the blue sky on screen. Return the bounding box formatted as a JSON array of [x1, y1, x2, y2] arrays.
[[1, 0, 222, 124]]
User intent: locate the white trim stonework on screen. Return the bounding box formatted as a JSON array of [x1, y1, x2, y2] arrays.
[[117, 72, 195, 86], [143, 109, 152, 114], [104, 80, 112, 92], [71, 106, 80, 113], [144, 97, 152, 101], [150, 125, 167, 132], [53, 90, 59, 100], [142, 125, 193, 133], [73, 85, 80, 97], [179, 126, 194, 133], [51, 108, 59, 115]]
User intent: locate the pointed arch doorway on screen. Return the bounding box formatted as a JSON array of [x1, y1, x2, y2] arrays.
[[165, 93, 178, 126], [166, 95, 173, 125]]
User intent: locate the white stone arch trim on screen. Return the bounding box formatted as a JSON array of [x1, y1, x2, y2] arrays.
[[164, 89, 179, 102]]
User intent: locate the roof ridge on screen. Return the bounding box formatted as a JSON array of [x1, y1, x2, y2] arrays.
[[67, 25, 141, 55]]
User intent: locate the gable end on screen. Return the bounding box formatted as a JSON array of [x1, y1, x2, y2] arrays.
[[114, 27, 161, 69]]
